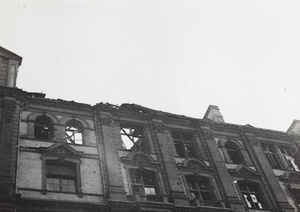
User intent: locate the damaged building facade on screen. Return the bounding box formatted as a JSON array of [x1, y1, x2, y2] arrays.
[[1, 47, 300, 212]]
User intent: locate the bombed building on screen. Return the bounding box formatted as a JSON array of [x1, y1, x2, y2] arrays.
[[1, 47, 300, 212]]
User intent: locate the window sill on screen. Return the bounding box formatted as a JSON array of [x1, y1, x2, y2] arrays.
[[127, 193, 164, 202], [42, 190, 83, 197]]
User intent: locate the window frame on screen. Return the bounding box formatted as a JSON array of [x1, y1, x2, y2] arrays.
[[171, 131, 197, 158], [261, 143, 281, 169], [224, 141, 244, 164], [46, 176, 76, 193], [236, 181, 266, 210], [261, 143, 300, 172], [127, 168, 163, 202], [65, 119, 84, 145], [120, 124, 147, 151], [41, 156, 82, 197], [280, 146, 300, 171], [34, 115, 54, 140], [184, 174, 219, 207]]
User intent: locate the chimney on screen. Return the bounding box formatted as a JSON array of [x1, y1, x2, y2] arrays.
[[0, 46, 22, 88], [204, 105, 225, 123]]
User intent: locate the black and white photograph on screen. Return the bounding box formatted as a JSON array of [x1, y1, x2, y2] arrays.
[[1, 0, 300, 211]]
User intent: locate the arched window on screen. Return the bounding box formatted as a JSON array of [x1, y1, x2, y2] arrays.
[[65, 120, 84, 145], [225, 141, 243, 164], [34, 115, 54, 140]]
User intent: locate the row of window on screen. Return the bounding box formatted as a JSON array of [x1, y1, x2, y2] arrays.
[[34, 116, 300, 172], [43, 158, 265, 209], [262, 143, 299, 171], [34, 116, 83, 144]]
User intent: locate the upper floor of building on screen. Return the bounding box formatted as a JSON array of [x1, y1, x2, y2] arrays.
[[2, 47, 300, 212]]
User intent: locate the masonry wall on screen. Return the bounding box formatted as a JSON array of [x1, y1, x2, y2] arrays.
[[2, 87, 300, 212], [15, 101, 105, 210]]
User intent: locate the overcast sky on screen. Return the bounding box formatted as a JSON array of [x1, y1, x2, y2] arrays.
[[1, 0, 300, 132]]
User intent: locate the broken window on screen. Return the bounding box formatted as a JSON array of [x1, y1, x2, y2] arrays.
[[261, 143, 281, 169], [172, 131, 197, 158], [185, 175, 218, 207], [225, 141, 243, 164], [280, 146, 300, 171], [46, 160, 77, 193], [120, 125, 146, 151], [65, 120, 83, 145], [130, 169, 161, 202], [237, 181, 266, 210], [35, 115, 54, 140]]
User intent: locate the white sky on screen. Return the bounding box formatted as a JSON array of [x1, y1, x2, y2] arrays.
[[1, 0, 300, 132]]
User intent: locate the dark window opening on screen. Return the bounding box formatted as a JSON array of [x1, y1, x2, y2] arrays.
[[130, 169, 161, 202], [35, 116, 54, 140], [120, 125, 146, 151], [261, 143, 281, 169], [172, 131, 197, 158], [225, 141, 243, 164], [46, 160, 77, 193], [46, 177, 75, 192], [66, 120, 83, 145], [280, 146, 300, 171], [186, 175, 218, 207], [237, 181, 265, 210]]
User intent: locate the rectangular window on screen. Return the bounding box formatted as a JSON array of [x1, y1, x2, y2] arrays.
[[130, 169, 161, 202], [185, 175, 218, 207], [237, 181, 265, 210], [280, 146, 300, 171], [120, 125, 146, 151], [261, 143, 281, 169], [172, 131, 197, 158], [46, 176, 75, 192], [46, 160, 77, 193]]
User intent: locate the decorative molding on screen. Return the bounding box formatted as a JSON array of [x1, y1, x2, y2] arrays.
[[99, 112, 113, 126], [281, 171, 300, 182], [229, 165, 260, 178], [131, 154, 152, 164], [201, 127, 214, 140], [121, 152, 160, 167], [40, 143, 83, 160], [186, 160, 205, 171], [152, 119, 166, 134], [177, 159, 212, 172]]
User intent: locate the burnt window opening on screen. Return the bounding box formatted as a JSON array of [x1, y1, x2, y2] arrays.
[[172, 131, 197, 158], [280, 146, 300, 171], [46, 160, 77, 193], [185, 175, 218, 207], [130, 169, 161, 202], [261, 143, 281, 169], [225, 141, 243, 164], [35, 115, 54, 140], [120, 125, 146, 151], [65, 120, 84, 145], [237, 181, 266, 210]]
